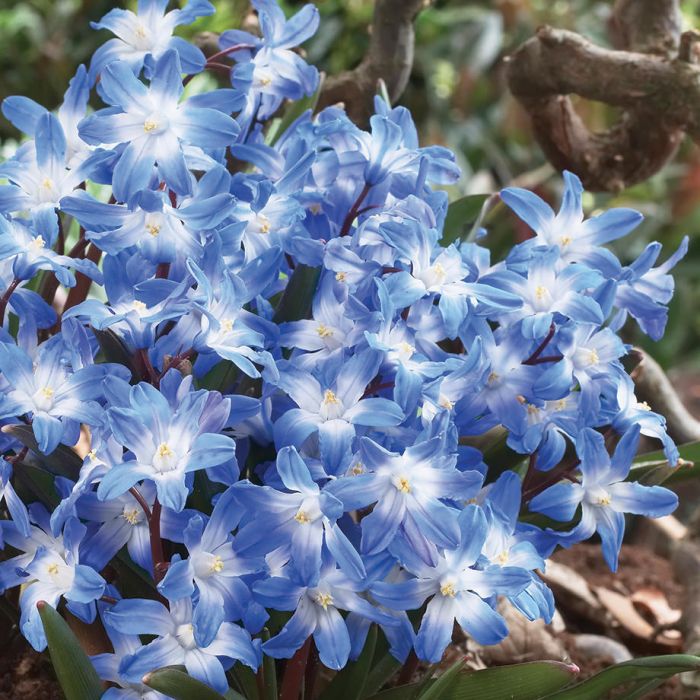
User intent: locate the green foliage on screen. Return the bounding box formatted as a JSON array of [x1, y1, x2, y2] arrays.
[[38, 602, 103, 700], [543, 654, 700, 699], [366, 660, 579, 700], [144, 667, 235, 700]]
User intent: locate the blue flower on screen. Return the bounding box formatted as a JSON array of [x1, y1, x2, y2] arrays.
[[529, 427, 678, 570], [104, 595, 261, 693], [0, 509, 105, 651], [98, 372, 236, 511], [61, 166, 236, 263], [89, 0, 215, 80], [610, 236, 688, 340], [236, 446, 365, 584], [371, 505, 531, 662], [254, 560, 396, 670], [79, 50, 240, 201], [272, 350, 404, 471], [326, 436, 482, 564], [0, 337, 122, 454], [221, 0, 320, 122], [158, 486, 265, 644], [501, 170, 641, 274]]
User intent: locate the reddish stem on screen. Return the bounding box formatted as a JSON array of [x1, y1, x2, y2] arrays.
[[128, 486, 152, 520], [279, 637, 311, 700], [397, 650, 419, 686], [150, 498, 166, 583], [522, 323, 557, 365], [0, 278, 20, 325], [339, 183, 371, 237], [183, 44, 255, 86], [139, 349, 160, 386], [158, 348, 194, 381]]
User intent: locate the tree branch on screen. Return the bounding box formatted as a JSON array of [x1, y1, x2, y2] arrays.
[[505, 0, 700, 191], [317, 0, 427, 126]]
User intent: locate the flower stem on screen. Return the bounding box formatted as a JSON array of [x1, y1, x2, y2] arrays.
[[280, 637, 311, 700], [339, 183, 371, 237], [522, 322, 557, 365], [0, 278, 20, 326], [149, 498, 166, 584]]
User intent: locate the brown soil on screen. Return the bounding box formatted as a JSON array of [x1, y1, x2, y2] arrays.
[[553, 543, 687, 699], [553, 543, 684, 609], [0, 636, 61, 699]]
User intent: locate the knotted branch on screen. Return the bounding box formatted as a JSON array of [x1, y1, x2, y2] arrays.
[[317, 0, 427, 126], [506, 0, 700, 192]]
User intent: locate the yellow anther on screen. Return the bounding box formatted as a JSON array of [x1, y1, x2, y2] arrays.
[[527, 403, 539, 415], [487, 371, 499, 384], [309, 203, 321, 215], [555, 399, 568, 411], [132, 300, 147, 312], [323, 389, 339, 405], [317, 324, 334, 338], [30, 236, 46, 250], [433, 262, 446, 280], [210, 555, 224, 573], [516, 395, 527, 405], [496, 551, 509, 565], [260, 76, 272, 87], [135, 24, 147, 38], [560, 235, 572, 247], [396, 477, 411, 494], [47, 563, 59, 576], [87, 449, 97, 460], [143, 119, 159, 133], [157, 442, 174, 458], [335, 272, 347, 282], [637, 401, 651, 411], [122, 508, 140, 525], [535, 285, 548, 301], [41, 177, 54, 190], [294, 510, 310, 524], [351, 462, 364, 476], [221, 318, 234, 332], [588, 349, 600, 365], [598, 495, 611, 506], [315, 592, 333, 610], [399, 342, 414, 356], [146, 223, 161, 237], [439, 395, 454, 410], [258, 215, 271, 234], [41, 387, 54, 399], [440, 582, 456, 597]]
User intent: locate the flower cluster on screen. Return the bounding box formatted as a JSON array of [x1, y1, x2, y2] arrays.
[[0, 0, 686, 692]]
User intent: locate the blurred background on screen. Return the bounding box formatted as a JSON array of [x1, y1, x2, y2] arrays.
[[0, 0, 698, 376]]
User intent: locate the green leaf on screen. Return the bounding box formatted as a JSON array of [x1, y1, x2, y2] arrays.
[[368, 661, 579, 700], [418, 659, 466, 699], [362, 652, 402, 698], [13, 462, 60, 508], [143, 667, 232, 700], [260, 628, 277, 700], [268, 73, 325, 146], [38, 602, 103, 700], [91, 326, 139, 381], [542, 654, 700, 699], [273, 265, 321, 323], [629, 440, 700, 485], [441, 194, 490, 245], [2, 424, 83, 479], [231, 664, 260, 700], [320, 625, 378, 700]]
